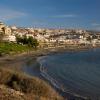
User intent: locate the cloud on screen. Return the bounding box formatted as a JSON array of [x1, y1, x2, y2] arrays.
[[0, 7, 27, 21], [51, 14, 77, 18]]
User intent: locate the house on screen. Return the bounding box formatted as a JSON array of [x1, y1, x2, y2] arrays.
[[0, 22, 5, 33], [12, 28, 28, 37], [11, 26, 17, 30], [3, 35, 16, 42], [26, 33, 34, 38], [35, 34, 46, 42], [4, 26, 12, 35]]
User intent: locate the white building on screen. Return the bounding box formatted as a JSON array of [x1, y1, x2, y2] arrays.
[[36, 34, 46, 42], [11, 26, 17, 30], [4, 26, 12, 35], [3, 35, 16, 42], [26, 33, 34, 38], [0, 22, 5, 33]]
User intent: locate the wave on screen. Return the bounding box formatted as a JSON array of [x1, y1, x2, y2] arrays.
[[39, 62, 88, 100]]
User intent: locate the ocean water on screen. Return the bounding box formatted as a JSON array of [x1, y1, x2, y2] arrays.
[[39, 49, 100, 99]]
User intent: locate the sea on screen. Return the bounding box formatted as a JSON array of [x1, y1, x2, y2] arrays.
[[38, 48, 100, 100]]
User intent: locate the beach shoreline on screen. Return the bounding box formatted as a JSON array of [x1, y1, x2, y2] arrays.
[[0, 47, 96, 100], [37, 54, 90, 100]]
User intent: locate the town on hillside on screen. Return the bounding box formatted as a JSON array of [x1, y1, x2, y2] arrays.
[[0, 21, 100, 48]]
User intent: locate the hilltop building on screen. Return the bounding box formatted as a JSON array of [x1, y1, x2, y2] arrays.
[[0, 22, 16, 42], [4, 26, 12, 35], [0, 22, 5, 33]]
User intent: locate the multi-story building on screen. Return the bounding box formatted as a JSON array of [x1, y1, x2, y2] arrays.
[[3, 35, 16, 42], [0, 22, 5, 33], [4, 26, 12, 35]]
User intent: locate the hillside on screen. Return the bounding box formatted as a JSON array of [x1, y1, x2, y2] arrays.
[[0, 68, 64, 100]]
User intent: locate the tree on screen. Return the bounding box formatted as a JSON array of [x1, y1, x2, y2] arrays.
[[86, 36, 92, 42], [92, 35, 97, 39], [16, 35, 28, 44], [16, 35, 22, 44], [16, 35, 39, 48], [23, 35, 28, 44], [27, 37, 39, 48]]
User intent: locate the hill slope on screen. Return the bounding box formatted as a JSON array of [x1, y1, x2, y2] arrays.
[[0, 68, 64, 100]]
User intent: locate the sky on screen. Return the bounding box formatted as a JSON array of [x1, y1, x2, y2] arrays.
[[0, 0, 100, 30]]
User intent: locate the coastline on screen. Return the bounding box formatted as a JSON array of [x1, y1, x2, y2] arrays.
[[37, 55, 89, 100], [0, 46, 94, 73], [0, 46, 97, 100]]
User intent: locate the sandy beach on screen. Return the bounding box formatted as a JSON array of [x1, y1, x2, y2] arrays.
[[0, 47, 92, 100]]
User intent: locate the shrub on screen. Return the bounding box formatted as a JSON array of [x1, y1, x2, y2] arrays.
[[16, 35, 39, 48], [0, 68, 63, 99]]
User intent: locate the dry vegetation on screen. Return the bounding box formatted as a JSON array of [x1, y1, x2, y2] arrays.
[[0, 67, 64, 100]]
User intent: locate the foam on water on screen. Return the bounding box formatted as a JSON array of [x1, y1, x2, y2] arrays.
[[38, 49, 100, 100]]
